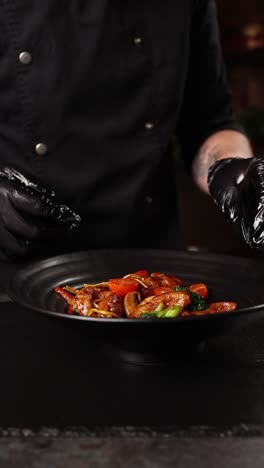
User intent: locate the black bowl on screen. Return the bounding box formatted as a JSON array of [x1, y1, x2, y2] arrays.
[[7, 249, 264, 364]]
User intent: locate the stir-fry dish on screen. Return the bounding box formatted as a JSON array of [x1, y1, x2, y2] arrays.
[[54, 270, 237, 319]]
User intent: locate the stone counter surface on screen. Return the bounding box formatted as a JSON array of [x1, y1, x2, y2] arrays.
[[1, 432, 264, 468]]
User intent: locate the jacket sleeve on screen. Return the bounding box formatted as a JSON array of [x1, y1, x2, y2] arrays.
[[177, 0, 246, 169]]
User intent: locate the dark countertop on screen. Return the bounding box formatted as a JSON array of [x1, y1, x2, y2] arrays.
[[2, 298, 264, 466], [2, 434, 264, 468]]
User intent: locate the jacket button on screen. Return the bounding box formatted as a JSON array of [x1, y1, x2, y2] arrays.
[[145, 195, 153, 205], [145, 121, 155, 131], [35, 143, 48, 156], [134, 36, 143, 46], [19, 51, 32, 65]]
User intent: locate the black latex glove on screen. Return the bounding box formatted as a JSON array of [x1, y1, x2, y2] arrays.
[[208, 157, 264, 251], [0, 166, 81, 261]]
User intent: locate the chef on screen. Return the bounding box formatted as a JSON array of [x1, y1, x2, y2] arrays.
[[0, 0, 261, 266]]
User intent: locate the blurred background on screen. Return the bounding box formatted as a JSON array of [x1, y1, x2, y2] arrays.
[[178, 0, 264, 256]]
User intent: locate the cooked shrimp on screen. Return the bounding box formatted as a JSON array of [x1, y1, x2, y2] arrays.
[[130, 290, 191, 318], [73, 285, 107, 316]]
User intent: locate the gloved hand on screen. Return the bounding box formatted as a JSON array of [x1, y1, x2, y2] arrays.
[[0, 166, 81, 261], [208, 157, 264, 251]]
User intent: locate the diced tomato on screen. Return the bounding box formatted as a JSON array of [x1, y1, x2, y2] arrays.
[[189, 283, 208, 299], [68, 304, 74, 315], [153, 287, 173, 296], [132, 269, 149, 278], [108, 278, 139, 297], [54, 287, 74, 304]]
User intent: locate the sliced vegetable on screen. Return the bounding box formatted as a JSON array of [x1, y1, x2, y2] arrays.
[[189, 283, 208, 299], [124, 291, 141, 317], [188, 291, 208, 311], [140, 305, 183, 319], [54, 286, 74, 304], [154, 302, 165, 312], [108, 278, 139, 297], [63, 285, 78, 295]]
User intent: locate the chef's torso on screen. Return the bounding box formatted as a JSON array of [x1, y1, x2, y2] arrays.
[[0, 1, 194, 249]]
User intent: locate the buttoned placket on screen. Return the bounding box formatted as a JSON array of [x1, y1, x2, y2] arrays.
[[132, 29, 157, 209], [132, 32, 157, 136], [18, 50, 48, 157]]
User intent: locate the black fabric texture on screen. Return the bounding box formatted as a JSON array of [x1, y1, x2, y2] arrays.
[[0, 0, 244, 257]]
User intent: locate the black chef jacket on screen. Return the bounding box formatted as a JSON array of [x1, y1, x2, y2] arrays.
[[0, 0, 244, 256]]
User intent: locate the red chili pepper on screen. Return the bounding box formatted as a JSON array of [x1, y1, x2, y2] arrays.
[[54, 286, 74, 304]]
